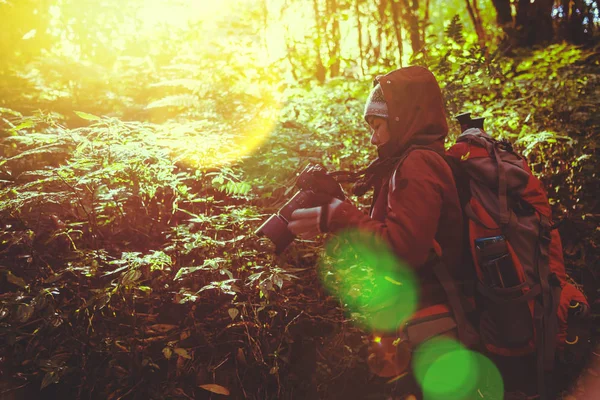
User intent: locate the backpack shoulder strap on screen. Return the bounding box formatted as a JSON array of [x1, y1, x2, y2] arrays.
[[442, 154, 471, 209], [426, 252, 479, 347], [394, 147, 479, 348]]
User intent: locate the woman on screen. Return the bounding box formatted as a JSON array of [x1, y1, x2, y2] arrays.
[[289, 65, 465, 314], [288, 66, 478, 397]]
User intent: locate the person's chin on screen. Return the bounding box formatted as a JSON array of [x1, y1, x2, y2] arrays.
[[377, 143, 393, 158]]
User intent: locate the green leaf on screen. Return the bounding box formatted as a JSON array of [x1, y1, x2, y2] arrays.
[[74, 111, 101, 121], [0, 107, 23, 117], [121, 269, 142, 286], [11, 120, 35, 131], [273, 274, 284, 289], [174, 265, 202, 280], [174, 268, 185, 281]]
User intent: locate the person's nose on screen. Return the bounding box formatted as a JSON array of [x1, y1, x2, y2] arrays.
[[370, 131, 378, 146]]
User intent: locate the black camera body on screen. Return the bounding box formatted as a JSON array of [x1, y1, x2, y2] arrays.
[[456, 112, 485, 134], [255, 164, 345, 254]]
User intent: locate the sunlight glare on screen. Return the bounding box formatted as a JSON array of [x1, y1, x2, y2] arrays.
[[137, 0, 235, 28], [133, 0, 286, 168]]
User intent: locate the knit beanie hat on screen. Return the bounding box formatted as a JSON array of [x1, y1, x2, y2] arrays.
[[363, 83, 388, 121]]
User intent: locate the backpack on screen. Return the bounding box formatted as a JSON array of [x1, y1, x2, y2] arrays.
[[444, 125, 590, 398], [366, 125, 590, 397]]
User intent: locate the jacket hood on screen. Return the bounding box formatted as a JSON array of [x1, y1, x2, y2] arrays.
[[374, 66, 448, 158]]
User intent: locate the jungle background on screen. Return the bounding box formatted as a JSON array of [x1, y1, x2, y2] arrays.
[[1, 0, 599, 399]]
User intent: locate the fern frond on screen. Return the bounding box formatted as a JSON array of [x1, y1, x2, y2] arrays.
[[4, 132, 72, 147], [0, 107, 23, 117], [3, 143, 71, 163], [445, 15, 465, 45]]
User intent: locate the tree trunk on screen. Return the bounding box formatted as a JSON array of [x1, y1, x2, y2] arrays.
[[491, 0, 513, 26], [422, 0, 430, 48], [515, 0, 554, 46], [465, 0, 486, 46], [283, 18, 300, 83], [390, 0, 404, 67], [374, 0, 388, 62], [355, 0, 365, 75], [261, 0, 270, 59], [312, 0, 327, 83], [473, 0, 486, 38], [493, 0, 596, 46], [559, 0, 594, 43], [327, 0, 341, 78], [402, 0, 422, 55]]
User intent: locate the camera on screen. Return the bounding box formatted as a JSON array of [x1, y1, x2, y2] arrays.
[[255, 164, 346, 254], [456, 112, 485, 132]]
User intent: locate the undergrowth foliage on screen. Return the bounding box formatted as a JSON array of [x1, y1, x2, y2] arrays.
[[0, 111, 312, 398], [0, 15, 598, 400]]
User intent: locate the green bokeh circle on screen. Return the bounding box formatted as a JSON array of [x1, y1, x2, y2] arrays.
[[319, 229, 418, 333], [413, 337, 504, 399]]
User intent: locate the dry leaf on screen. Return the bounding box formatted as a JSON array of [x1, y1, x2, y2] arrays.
[[199, 384, 230, 396], [114, 341, 129, 352], [17, 304, 34, 323], [176, 355, 186, 375], [236, 348, 247, 366], [162, 347, 173, 360], [6, 271, 27, 288], [172, 388, 193, 399], [136, 335, 168, 344], [228, 308, 239, 320], [180, 330, 191, 340], [40, 371, 58, 389], [146, 324, 177, 334], [174, 348, 191, 359]]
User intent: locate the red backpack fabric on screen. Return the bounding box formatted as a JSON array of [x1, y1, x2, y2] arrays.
[[445, 127, 589, 396]]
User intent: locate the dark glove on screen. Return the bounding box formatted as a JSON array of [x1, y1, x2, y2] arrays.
[[288, 198, 344, 239], [296, 164, 345, 200]]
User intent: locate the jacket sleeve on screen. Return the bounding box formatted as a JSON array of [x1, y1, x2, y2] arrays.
[[328, 150, 450, 268]]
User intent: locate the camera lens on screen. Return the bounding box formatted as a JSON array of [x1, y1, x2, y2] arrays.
[[255, 214, 295, 254]]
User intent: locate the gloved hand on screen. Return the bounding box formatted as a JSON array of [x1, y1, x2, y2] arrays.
[[296, 164, 346, 201], [288, 198, 343, 239]]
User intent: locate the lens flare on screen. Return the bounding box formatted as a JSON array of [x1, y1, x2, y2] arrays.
[[320, 229, 418, 333], [157, 103, 281, 169], [412, 337, 504, 399]]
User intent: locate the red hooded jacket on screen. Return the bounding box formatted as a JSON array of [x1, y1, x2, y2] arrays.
[[328, 66, 464, 310]]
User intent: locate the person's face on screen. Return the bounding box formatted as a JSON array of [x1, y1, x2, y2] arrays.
[[367, 117, 391, 148]]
